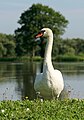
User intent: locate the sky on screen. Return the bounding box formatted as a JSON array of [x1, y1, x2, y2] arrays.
[[0, 0, 84, 38]]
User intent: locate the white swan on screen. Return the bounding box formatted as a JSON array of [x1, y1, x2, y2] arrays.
[[34, 28, 64, 99]]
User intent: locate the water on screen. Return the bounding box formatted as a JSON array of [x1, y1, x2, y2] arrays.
[[0, 62, 84, 101]]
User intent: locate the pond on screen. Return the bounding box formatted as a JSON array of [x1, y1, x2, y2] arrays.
[[0, 62, 84, 101]]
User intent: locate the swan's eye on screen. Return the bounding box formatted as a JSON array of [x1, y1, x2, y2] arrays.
[[41, 30, 45, 33], [41, 30, 46, 36]]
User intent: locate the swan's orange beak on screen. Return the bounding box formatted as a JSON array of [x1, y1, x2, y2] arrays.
[[35, 32, 43, 38]]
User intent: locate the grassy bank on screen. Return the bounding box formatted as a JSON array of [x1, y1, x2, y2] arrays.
[[54, 55, 84, 62], [0, 55, 84, 62], [0, 56, 42, 62], [0, 99, 84, 120]]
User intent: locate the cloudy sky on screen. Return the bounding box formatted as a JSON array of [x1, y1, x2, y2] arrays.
[[0, 0, 84, 38]]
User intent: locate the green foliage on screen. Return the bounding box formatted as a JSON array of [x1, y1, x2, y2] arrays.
[[52, 38, 84, 57], [0, 99, 84, 120], [0, 43, 6, 57], [55, 55, 84, 62], [0, 33, 16, 57], [0, 55, 83, 62], [15, 3, 68, 56], [0, 31, 84, 61]]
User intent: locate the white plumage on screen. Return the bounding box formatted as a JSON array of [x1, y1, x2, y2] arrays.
[[34, 28, 64, 99]]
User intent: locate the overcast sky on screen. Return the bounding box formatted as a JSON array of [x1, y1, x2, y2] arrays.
[[0, 0, 84, 38]]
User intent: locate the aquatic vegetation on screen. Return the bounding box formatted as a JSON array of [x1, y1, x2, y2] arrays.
[[0, 99, 84, 120]]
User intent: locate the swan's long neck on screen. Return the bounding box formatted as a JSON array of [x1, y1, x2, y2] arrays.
[[43, 33, 53, 72]]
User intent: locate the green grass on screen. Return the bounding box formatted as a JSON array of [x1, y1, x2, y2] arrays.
[[54, 55, 84, 62], [0, 56, 42, 62], [0, 55, 84, 62], [0, 99, 84, 120]]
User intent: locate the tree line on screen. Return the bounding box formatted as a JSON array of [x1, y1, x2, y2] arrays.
[[0, 4, 84, 58], [0, 33, 15, 57], [0, 33, 84, 57]]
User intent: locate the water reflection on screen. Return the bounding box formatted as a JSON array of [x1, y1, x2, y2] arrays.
[[15, 62, 36, 100], [0, 62, 84, 101]]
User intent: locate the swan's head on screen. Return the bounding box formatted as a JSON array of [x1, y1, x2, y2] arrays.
[[35, 28, 53, 38]]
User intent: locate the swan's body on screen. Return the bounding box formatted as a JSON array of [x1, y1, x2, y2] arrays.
[[34, 28, 64, 99]]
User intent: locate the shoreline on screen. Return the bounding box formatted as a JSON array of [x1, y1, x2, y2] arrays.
[[0, 55, 84, 62]]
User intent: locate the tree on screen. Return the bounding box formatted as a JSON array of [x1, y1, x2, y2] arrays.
[[0, 33, 15, 57], [15, 3, 68, 57]]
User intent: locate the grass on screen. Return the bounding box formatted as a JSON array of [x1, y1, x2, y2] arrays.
[[54, 55, 84, 62], [0, 56, 42, 62], [0, 99, 84, 120], [0, 55, 84, 62]]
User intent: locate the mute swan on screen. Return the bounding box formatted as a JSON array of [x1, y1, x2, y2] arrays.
[[34, 28, 64, 99]]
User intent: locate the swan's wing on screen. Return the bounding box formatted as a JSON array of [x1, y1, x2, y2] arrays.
[[54, 69, 64, 82], [53, 69, 64, 95], [34, 73, 43, 92]]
